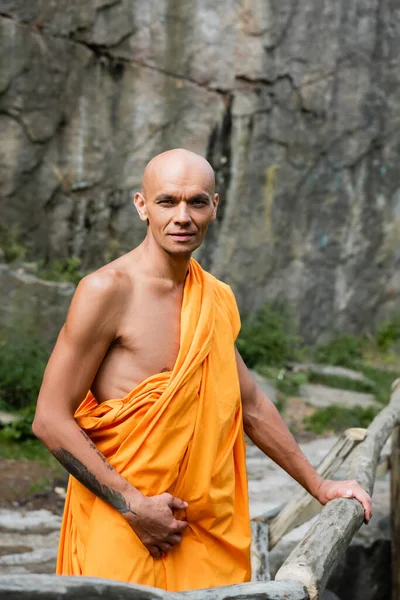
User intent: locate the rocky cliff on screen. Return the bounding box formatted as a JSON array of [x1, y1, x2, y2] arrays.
[[1, 1, 400, 342]]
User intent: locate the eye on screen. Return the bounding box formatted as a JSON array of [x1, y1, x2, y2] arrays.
[[191, 199, 207, 206]]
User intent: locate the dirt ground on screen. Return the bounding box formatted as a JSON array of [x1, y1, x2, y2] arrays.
[[0, 458, 68, 513]]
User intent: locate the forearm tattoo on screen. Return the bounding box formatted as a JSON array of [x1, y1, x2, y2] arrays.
[[52, 446, 137, 516], [79, 430, 114, 471]]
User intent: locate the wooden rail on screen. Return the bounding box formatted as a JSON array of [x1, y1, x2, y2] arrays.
[[392, 424, 400, 600], [0, 574, 309, 600], [275, 379, 400, 600]]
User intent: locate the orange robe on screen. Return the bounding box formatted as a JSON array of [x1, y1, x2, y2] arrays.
[[57, 258, 251, 591]]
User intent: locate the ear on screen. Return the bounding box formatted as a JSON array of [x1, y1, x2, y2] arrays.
[[210, 193, 219, 222], [134, 192, 148, 222]]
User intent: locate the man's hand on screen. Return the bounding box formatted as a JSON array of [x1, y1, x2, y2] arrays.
[[124, 492, 188, 559], [315, 479, 373, 523]]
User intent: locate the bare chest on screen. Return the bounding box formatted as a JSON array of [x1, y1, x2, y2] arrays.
[[91, 278, 183, 402], [91, 289, 183, 402], [125, 299, 182, 370]]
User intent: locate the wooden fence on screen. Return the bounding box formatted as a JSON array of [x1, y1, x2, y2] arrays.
[[275, 378, 400, 600], [0, 380, 399, 600]]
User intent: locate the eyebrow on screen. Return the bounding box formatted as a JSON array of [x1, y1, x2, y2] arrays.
[[154, 193, 211, 203]]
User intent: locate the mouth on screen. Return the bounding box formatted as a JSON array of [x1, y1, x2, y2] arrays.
[[168, 233, 196, 241]]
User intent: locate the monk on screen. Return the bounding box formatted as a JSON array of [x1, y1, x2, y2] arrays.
[[33, 149, 372, 591]]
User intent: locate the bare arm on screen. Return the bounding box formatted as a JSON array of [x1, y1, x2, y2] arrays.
[[33, 271, 186, 557], [236, 348, 373, 522]]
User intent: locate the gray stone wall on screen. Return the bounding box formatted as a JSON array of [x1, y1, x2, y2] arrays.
[[1, 1, 400, 342]]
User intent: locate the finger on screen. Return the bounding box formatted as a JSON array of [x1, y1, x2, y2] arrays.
[[169, 496, 188, 510], [149, 545, 162, 559], [166, 533, 182, 546], [350, 488, 373, 523], [159, 542, 173, 553], [172, 519, 188, 532], [359, 492, 373, 523]]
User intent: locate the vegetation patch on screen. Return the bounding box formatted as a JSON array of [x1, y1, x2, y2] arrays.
[[376, 313, 400, 352], [36, 256, 83, 286], [303, 404, 380, 435], [28, 475, 54, 495], [0, 224, 27, 263], [0, 435, 55, 463], [237, 301, 301, 368], [0, 222, 83, 286], [307, 372, 376, 394], [0, 328, 49, 412], [0, 327, 50, 444], [313, 334, 366, 368], [354, 363, 399, 405]]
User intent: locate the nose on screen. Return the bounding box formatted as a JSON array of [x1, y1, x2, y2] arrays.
[[173, 201, 191, 225]]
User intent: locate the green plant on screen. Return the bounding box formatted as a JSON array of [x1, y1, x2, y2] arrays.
[[376, 314, 400, 352], [0, 405, 36, 441], [0, 224, 27, 263], [256, 365, 308, 396], [37, 256, 83, 285], [276, 370, 308, 396], [237, 302, 300, 368], [314, 334, 365, 368], [303, 404, 379, 435], [274, 395, 287, 413], [354, 363, 399, 405], [0, 434, 62, 468], [0, 328, 49, 411]]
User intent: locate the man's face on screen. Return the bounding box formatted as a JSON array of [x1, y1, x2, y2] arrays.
[[135, 160, 219, 256]]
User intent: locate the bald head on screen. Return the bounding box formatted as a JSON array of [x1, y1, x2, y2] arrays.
[[134, 149, 219, 253], [142, 149, 215, 199]]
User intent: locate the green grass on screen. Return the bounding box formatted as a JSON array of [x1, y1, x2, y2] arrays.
[[303, 404, 380, 435], [28, 475, 54, 495], [0, 434, 56, 464], [307, 372, 376, 394], [354, 362, 398, 405]]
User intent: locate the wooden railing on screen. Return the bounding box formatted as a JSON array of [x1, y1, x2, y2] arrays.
[[275, 378, 400, 600], [1, 380, 399, 600], [0, 574, 309, 600]]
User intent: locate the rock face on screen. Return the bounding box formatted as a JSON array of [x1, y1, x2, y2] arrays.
[[0, 261, 74, 344], [1, 1, 400, 342]]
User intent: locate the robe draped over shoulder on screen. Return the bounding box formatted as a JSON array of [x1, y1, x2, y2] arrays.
[[57, 258, 251, 591]]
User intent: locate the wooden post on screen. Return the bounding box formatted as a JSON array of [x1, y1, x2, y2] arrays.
[[250, 521, 270, 582], [392, 424, 400, 600]]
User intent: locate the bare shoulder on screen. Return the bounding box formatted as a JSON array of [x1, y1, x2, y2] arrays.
[[64, 254, 135, 341], [77, 251, 137, 302]]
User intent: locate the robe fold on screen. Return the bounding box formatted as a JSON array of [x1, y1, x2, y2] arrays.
[[57, 258, 252, 591]]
